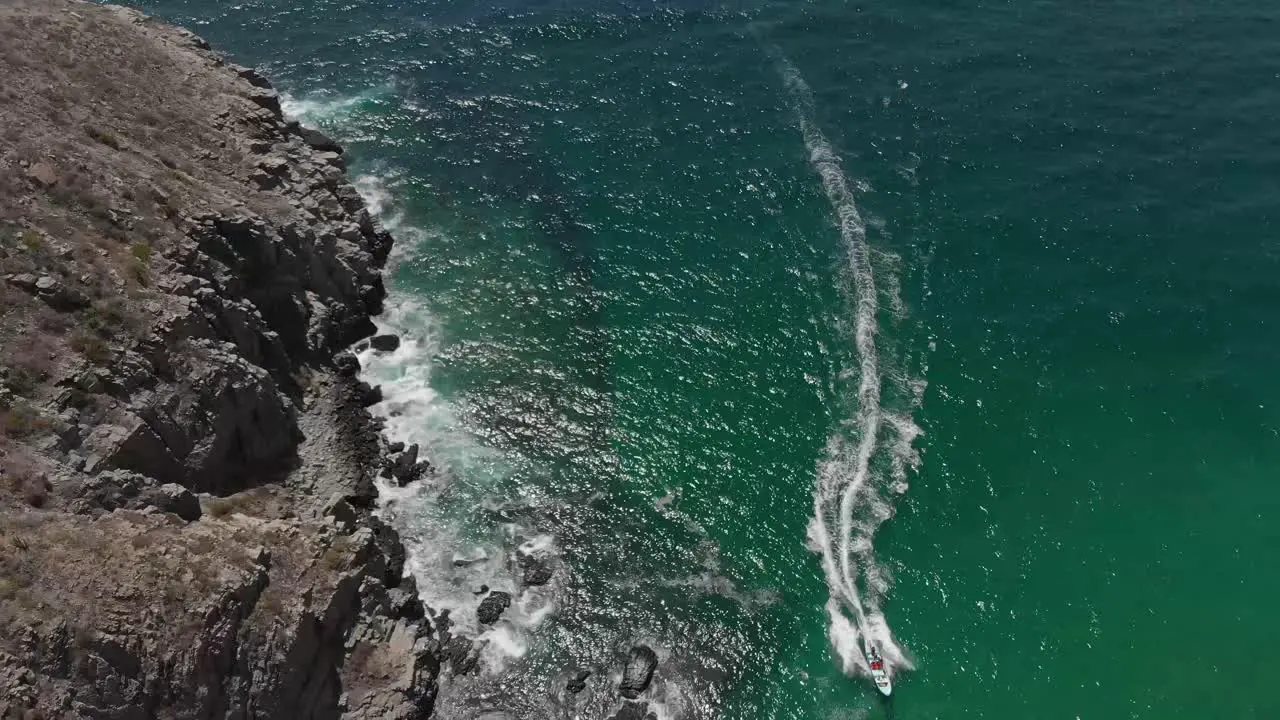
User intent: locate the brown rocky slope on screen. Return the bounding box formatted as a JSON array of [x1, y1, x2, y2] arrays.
[[0, 0, 442, 716]]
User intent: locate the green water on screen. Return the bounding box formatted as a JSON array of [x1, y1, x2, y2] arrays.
[[132, 0, 1280, 717]]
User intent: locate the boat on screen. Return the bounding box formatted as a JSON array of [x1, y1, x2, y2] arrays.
[[865, 640, 893, 696]]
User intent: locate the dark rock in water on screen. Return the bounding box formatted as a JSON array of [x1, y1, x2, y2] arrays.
[[333, 351, 360, 377], [619, 645, 658, 699], [476, 591, 511, 625], [518, 551, 553, 586], [370, 333, 400, 352], [610, 702, 657, 720], [566, 669, 591, 694], [473, 584, 489, 595], [387, 440, 405, 454], [356, 381, 382, 407], [233, 64, 272, 89], [389, 443, 427, 485]]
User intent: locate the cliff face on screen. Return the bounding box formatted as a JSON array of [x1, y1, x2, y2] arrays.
[[0, 1, 438, 716]]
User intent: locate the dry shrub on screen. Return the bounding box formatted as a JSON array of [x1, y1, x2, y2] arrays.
[[69, 330, 109, 363], [1, 403, 49, 439], [1, 367, 40, 397], [1, 464, 50, 507], [83, 125, 120, 150]]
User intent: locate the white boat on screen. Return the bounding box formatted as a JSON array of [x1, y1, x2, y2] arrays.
[[865, 641, 893, 696]]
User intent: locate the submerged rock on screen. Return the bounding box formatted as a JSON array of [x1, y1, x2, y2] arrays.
[[566, 669, 591, 694], [610, 702, 657, 720], [370, 333, 401, 352], [452, 547, 488, 567], [619, 645, 658, 699], [518, 551, 553, 586], [476, 591, 512, 625], [387, 443, 428, 485]]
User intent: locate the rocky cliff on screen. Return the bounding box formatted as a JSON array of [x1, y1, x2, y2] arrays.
[[0, 1, 440, 716]]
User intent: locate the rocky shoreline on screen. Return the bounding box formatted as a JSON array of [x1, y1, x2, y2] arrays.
[[0, 1, 441, 716], [0, 2, 673, 717]]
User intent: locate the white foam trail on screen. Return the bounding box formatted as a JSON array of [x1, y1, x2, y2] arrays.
[[776, 54, 921, 682]]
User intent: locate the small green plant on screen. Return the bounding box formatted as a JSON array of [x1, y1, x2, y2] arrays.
[[131, 260, 150, 287], [131, 241, 152, 264], [20, 232, 42, 253], [84, 300, 125, 332], [84, 125, 121, 149], [2, 367, 40, 397]]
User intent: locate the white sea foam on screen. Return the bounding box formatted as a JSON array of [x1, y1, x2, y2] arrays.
[[777, 53, 923, 683], [280, 88, 380, 126], [351, 174, 555, 665]]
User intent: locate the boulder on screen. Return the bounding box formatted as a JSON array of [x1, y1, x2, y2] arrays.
[[369, 334, 400, 352], [333, 352, 360, 376], [25, 162, 58, 187], [75, 469, 148, 512], [248, 88, 282, 116], [145, 482, 201, 521], [8, 273, 89, 310], [476, 591, 511, 625], [299, 126, 343, 154], [619, 645, 658, 699], [358, 381, 383, 407], [7, 273, 38, 291], [323, 492, 358, 530], [234, 64, 272, 89], [388, 443, 426, 485]]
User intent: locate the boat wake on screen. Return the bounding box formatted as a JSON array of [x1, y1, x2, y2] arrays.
[[775, 53, 924, 688]]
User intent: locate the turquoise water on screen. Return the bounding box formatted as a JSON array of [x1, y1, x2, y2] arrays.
[[133, 0, 1280, 717]]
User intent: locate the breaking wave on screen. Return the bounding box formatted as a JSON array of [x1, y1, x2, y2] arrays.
[[776, 54, 925, 684], [351, 174, 557, 669]]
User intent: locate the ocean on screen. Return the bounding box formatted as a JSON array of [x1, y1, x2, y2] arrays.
[[128, 0, 1280, 717]]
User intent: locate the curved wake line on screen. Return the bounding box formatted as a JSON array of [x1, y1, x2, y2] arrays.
[[775, 53, 916, 681]]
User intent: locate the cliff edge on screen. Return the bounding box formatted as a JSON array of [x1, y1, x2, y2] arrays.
[[0, 0, 438, 716]]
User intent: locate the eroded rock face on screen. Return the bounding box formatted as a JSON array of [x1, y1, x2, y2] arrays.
[[0, 2, 442, 718]]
